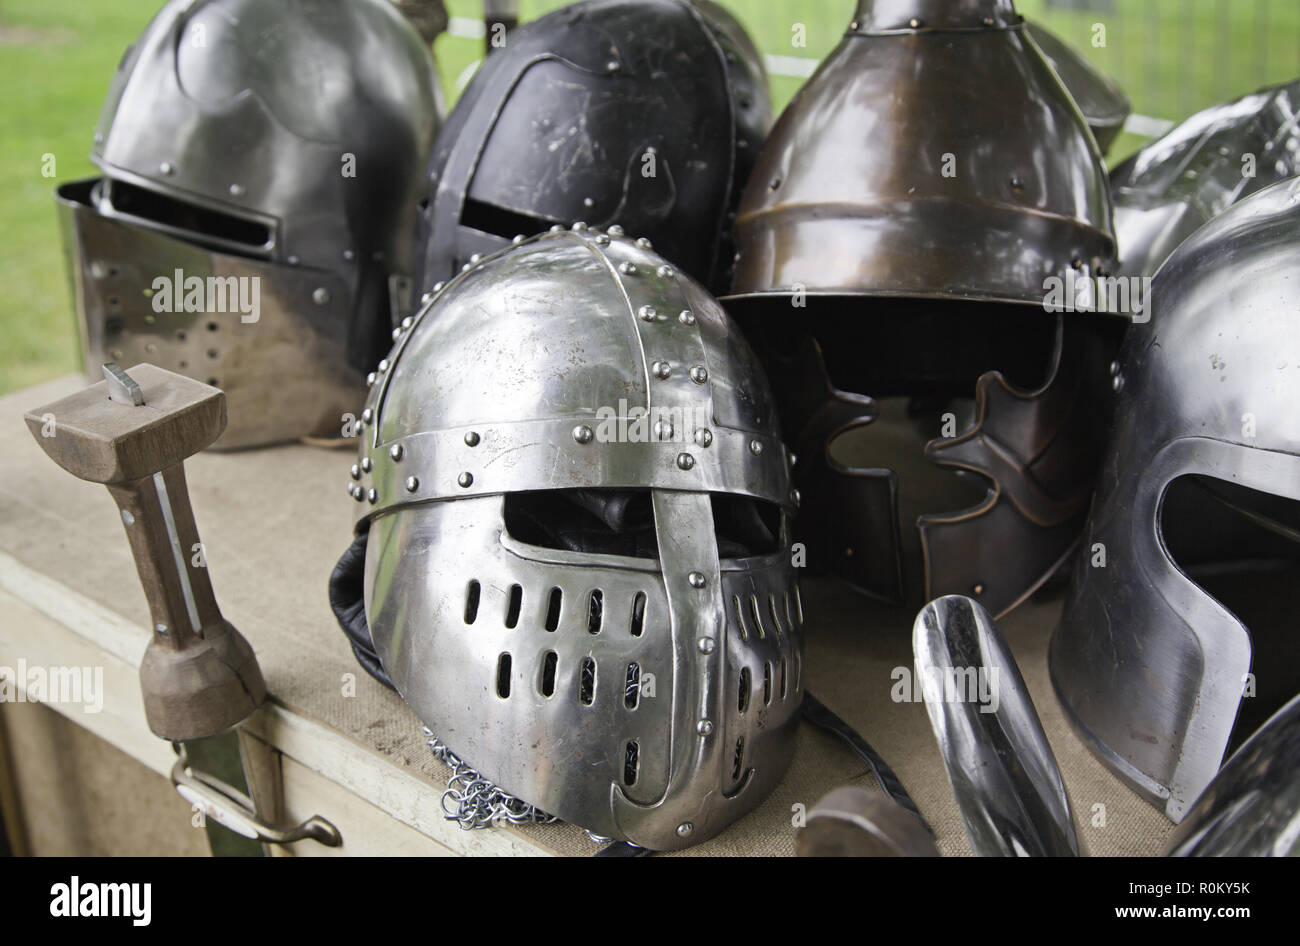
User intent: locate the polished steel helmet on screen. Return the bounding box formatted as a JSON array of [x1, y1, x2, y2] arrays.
[[1110, 79, 1300, 280], [350, 225, 802, 850], [413, 0, 771, 302], [722, 0, 1118, 618], [58, 0, 441, 448], [1051, 178, 1300, 822]]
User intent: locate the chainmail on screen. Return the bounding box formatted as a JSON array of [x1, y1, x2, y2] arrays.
[[424, 728, 559, 829]]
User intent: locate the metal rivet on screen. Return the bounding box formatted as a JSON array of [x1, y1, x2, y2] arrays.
[[749, 439, 763, 455], [654, 420, 674, 440], [638, 305, 657, 322], [390, 444, 404, 461], [983, 16, 995, 26], [973, 583, 985, 596], [583, 197, 595, 208], [1010, 175, 1025, 190], [696, 719, 714, 735], [572, 221, 588, 231], [159, 162, 174, 175], [789, 452, 798, 467], [458, 472, 474, 488], [405, 476, 420, 492], [678, 310, 695, 325], [909, 17, 923, 28], [344, 249, 356, 261], [350, 464, 361, 480], [512, 235, 525, 245], [461, 262, 472, 272], [433, 282, 446, 293], [469, 253, 483, 264], [287, 255, 299, 266], [420, 292, 434, 305], [377, 359, 389, 372], [677, 822, 694, 838], [1112, 375, 1124, 392], [636, 237, 652, 249], [619, 261, 637, 275], [694, 428, 713, 448], [313, 287, 330, 305], [595, 235, 610, 246], [401, 316, 413, 330], [688, 571, 706, 588], [792, 489, 801, 506], [464, 431, 481, 447], [657, 265, 675, 278], [229, 183, 245, 197], [361, 408, 373, 424], [391, 327, 402, 341], [367, 488, 378, 504], [573, 424, 594, 444], [849, 21, 859, 30], [155, 623, 169, 636], [121, 509, 135, 526], [606, 60, 619, 72], [360, 457, 373, 473], [690, 365, 708, 384], [352, 487, 365, 502], [366, 372, 377, 387], [677, 452, 695, 470], [608, 225, 625, 237], [1071, 257, 1084, 271], [549, 224, 565, 233], [652, 361, 671, 380], [696, 638, 715, 654]]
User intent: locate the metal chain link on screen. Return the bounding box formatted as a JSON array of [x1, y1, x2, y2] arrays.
[[424, 728, 558, 829]]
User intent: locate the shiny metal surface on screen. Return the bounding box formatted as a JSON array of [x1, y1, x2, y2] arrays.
[[1025, 22, 1130, 154], [68, 0, 441, 447], [356, 227, 801, 851], [915, 595, 1080, 856], [415, 0, 770, 299], [795, 787, 939, 857], [1165, 694, 1300, 857], [1110, 80, 1300, 280], [727, 0, 1114, 305], [1051, 178, 1300, 823]]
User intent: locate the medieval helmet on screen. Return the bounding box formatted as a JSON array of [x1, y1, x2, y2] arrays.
[[1024, 22, 1130, 155], [1110, 79, 1300, 280], [722, 0, 1117, 618], [57, 0, 441, 449], [412, 0, 771, 302], [1050, 177, 1300, 823], [349, 225, 802, 850]]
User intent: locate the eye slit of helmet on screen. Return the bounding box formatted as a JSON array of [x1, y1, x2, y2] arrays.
[[623, 740, 639, 787], [732, 594, 749, 641], [629, 591, 647, 637], [496, 653, 512, 699], [749, 595, 766, 639], [1161, 474, 1300, 751], [762, 662, 773, 705], [587, 590, 604, 635], [464, 580, 482, 624], [578, 657, 596, 706], [460, 197, 560, 244], [540, 651, 558, 697], [505, 583, 523, 628], [544, 587, 562, 632], [738, 667, 751, 714], [624, 662, 641, 710], [104, 179, 272, 253], [731, 737, 745, 782], [501, 490, 782, 559]]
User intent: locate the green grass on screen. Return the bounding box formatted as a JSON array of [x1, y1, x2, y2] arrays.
[[1, 0, 1296, 394]]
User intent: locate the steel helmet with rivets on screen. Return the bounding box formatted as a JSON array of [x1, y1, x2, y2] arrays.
[[349, 224, 802, 850], [56, 0, 441, 448], [412, 0, 771, 304]]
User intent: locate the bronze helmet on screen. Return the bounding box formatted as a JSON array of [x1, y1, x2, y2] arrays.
[[723, 0, 1118, 618]]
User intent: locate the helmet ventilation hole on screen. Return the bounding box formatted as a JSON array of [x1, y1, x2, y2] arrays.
[[587, 589, 604, 634], [624, 740, 640, 787], [464, 580, 481, 624], [731, 737, 745, 781], [779, 658, 788, 700], [793, 651, 802, 693], [738, 668, 750, 714], [624, 662, 641, 710], [579, 657, 596, 705], [749, 595, 766, 639], [768, 594, 783, 636], [629, 591, 646, 637], [762, 662, 773, 705], [540, 651, 558, 697], [505, 584, 523, 628], [784, 592, 795, 630], [794, 586, 805, 625], [496, 653, 512, 699], [544, 587, 562, 631], [731, 595, 749, 641]]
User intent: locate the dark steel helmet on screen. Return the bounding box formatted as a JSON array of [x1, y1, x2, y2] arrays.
[[1110, 80, 1300, 280], [1051, 178, 1300, 822], [412, 0, 771, 302], [58, 0, 441, 448], [1025, 22, 1130, 155], [351, 224, 802, 851], [721, 0, 1119, 618]]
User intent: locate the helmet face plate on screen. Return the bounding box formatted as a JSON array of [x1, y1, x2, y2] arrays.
[[355, 228, 801, 850], [1051, 180, 1300, 823]]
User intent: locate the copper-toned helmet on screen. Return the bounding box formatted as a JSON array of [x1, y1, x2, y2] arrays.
[[723, 0, 1119, 618]]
